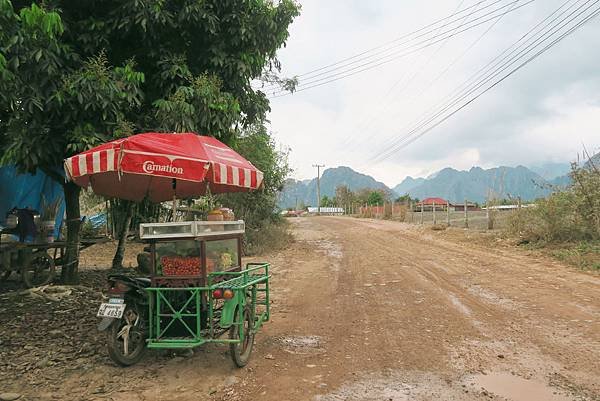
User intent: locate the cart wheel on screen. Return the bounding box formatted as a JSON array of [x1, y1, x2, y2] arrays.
[[107, 306, 146, 366], [21, 251, 55, 288], [0, 271, 12, 282], [229, 305, 255, 367]]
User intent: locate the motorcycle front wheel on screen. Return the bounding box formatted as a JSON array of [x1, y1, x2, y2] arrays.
[[106, 306, 146, 366]]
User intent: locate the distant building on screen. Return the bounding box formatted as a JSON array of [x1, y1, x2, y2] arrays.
[[482, 204, 535, 211], [452, 202, 480, 212], [415, 197, 449, 211], [307, 207, 344, 215]]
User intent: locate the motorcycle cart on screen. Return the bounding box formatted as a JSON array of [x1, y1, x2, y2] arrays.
[[65, 133, 269, 366], [99, 219, 270, 366]]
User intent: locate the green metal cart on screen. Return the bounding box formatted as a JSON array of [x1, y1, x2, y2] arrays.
[[139, 220, 270, 366]]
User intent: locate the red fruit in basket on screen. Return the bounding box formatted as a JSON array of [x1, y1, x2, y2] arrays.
[[212, 289, 223, 299]]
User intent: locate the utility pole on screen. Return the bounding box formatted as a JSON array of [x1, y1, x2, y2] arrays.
[[312, 164, 325, 215]]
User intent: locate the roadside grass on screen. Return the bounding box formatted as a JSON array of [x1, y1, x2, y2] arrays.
[[244, 219, 294, 256], [545, 241, 600, 271], [433, 223, 600, 272]]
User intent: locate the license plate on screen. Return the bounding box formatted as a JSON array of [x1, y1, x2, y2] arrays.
[[97, 302, 126, 318]]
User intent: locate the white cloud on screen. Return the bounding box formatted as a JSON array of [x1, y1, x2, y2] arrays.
[[268, 0, 600, 186]]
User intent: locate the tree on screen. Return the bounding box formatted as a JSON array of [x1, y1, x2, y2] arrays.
[[218, 124, 291, 251], [367, 191, 384, 206], [335, 185, 354, 207], [1, 4, 144, 282], [395, 194, 417, 204], [320, 195, 335, 208], [1, 0, 300, 282]]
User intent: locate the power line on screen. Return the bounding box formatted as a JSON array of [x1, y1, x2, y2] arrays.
[[267, 0, 527, 96], [362, 0, 574, 160], [371, 0, 600, 163], [254, 0, 500, 92], [342, 0, 505, 151], [387, 7, 600, 156], [267, 0, 534, 98], [339, 0, 473, 149], [371, 0, 589, 162]]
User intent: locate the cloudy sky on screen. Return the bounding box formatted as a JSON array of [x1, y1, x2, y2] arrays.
[[263, 0, 600, 187]]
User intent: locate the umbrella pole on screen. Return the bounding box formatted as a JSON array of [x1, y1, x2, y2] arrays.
[[172, 178, 177, 221], [172, 195, 177, 222]]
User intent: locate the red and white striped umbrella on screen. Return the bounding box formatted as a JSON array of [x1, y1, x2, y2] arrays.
[[64, 133, 263, 202]]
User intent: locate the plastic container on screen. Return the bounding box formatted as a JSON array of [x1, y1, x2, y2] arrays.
[[219, 208, 235, 221], [207, 210, 224, 222]]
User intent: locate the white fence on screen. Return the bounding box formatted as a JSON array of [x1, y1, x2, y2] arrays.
[[307, 207, 345, 215]]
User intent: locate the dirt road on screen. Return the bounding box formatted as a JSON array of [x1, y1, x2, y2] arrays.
[[2, 217, 599, 400]]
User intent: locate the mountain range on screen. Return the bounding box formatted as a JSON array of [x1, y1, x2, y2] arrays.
[[278, 166, 389, 209], [278, 162, 574, 209]]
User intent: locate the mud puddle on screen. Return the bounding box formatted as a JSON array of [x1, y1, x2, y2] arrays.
[[276, 335, 325, 355], [313, 371, 477, 401], [466, 372, 573, 401]]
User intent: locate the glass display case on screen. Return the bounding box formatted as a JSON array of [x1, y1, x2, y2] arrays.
[[139, 220, 244, 239], [139, 221, 244, 286]]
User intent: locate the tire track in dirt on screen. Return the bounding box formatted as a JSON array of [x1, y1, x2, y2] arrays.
[[335, 217, 600, 397], [228, 216, 600, 401]]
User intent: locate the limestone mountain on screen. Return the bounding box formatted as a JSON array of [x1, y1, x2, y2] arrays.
[[401, 166, 552, 203], [278, 166, 391, 209]]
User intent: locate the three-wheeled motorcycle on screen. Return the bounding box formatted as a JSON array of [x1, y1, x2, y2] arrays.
[[97, 219, 270, 367]]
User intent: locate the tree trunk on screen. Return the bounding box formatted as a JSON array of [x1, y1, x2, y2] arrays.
[[62, 182, 81, 284], [112, 201, 134, 269]]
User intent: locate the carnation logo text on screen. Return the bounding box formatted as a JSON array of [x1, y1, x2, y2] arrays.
[[142, 161, 184, 175]]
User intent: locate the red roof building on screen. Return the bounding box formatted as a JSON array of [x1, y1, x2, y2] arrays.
[[417, 197, 448, 206]]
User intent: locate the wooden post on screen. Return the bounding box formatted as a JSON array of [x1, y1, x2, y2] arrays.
[[392, 201, 395, 217], [420, 202, 424, 224], [446, 201, 450, 226], [410, 202, 413, 223], [464, 199, 469, 228], [433, 201, 437, 225], [486, 201, 491, 230], [518, 197, 522, 209], [105, 200, 110, 238]]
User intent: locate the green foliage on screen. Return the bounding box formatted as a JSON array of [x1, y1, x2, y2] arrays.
[[0, 0, 301, 276], [550, 241, 600, 271], [1, 0, 301, 169], [367, 191, 384, 206], [320, 195, 335, 207], [508, 162, 600, 245], [218, 124, 291, 253], [395, 194, 419, 204], [0, 3, 144, 173], [154, 74, 240, 140]]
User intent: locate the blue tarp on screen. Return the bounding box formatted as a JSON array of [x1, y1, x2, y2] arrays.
[[0, 166, 65, 238], [88, 212, 107, 229]]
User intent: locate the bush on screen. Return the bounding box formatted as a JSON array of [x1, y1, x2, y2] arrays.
[[244, 219, 293, 256], [550, 241, 600, 270], [508, 162, 600, 244]]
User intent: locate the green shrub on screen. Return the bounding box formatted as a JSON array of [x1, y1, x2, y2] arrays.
[[244, 219, 293, 256], [508, 162, 600, 244]]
